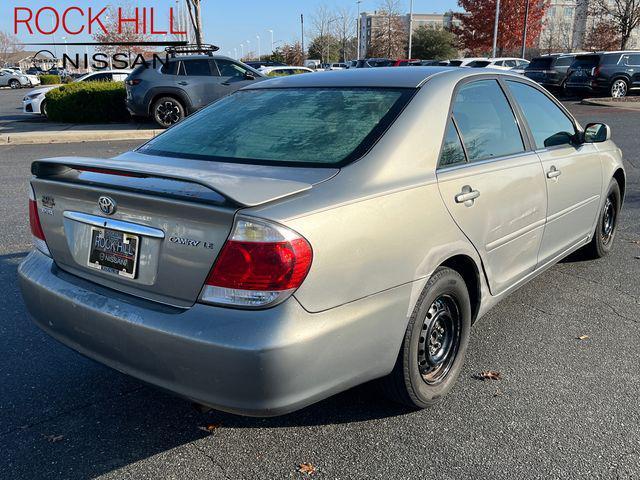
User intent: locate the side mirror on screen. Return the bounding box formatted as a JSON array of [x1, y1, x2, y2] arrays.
[[583, 122, 611, 143], [244, 71, 255, 80]]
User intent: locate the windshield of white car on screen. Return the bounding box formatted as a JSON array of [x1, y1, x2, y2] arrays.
[[139, 87, 414, 167]]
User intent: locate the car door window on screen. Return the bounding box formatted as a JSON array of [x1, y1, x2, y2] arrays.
[[504, 60, 517, 67], [216, 60, 248, 77], [439, 118, 467, 167], [452, 79, 525, 162], [85, 73, 112, 82], [182, 59, 212, 76], [555, 56, 573, 67], [506, 80, 576, 149], [622, 54, 640, 66]]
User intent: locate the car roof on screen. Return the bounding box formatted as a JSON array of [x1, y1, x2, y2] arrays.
[[246, 66, 520, 89]]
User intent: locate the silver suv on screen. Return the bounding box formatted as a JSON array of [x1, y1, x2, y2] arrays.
[[125, 49, 265, 128]]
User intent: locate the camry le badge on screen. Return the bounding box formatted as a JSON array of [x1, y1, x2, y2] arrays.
[[98, 196, 117, 215]]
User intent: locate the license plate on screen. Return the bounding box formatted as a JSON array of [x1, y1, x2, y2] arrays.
[[88, 227, 139, 279]]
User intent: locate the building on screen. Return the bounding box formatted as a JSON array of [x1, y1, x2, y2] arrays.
[[539, 0, 640, 52], [1, 51, 59, 71], [358, 11, 460, 58]]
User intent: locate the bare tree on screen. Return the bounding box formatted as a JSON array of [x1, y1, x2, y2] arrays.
[[539, 16, 574, 53], [311, 4, 335, 63], [185, 0, 204, 48], [590, 0, 640, 49], [369, 0, 407, 58], [93, 5, 151, 66], [0, 31, 23, 67], [333, 6, 356, 61]]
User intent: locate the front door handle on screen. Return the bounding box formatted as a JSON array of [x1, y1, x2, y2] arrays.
[[177, 81, 188, 86], [546, 166, 562, 178], [455, 185, 480, 206], [221, 81, 231, 86]]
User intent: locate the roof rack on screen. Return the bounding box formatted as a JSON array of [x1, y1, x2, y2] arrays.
[[165, 44, 220, 57]]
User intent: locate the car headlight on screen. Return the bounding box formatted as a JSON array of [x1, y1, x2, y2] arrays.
[[26, 93, 43, 100]]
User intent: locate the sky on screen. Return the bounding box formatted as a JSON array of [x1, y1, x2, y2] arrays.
[[2, 0, 460, 58]]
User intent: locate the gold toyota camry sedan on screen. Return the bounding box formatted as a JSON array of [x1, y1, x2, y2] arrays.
[[19, 67, 625, 416]]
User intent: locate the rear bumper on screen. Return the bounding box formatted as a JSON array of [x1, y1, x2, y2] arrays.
[[18, 250, 409, 416]]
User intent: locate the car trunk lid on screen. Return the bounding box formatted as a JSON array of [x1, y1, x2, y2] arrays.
[[31, 155, 337, 307]]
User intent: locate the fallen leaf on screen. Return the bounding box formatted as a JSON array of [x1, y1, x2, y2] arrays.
[[43, 434, 64, 443], [198, 423, 222, 433], [576, 335, 590, 340], [298, 462, 316, 475], [493, 388, 503, 397], [474, 370, 502, 381]]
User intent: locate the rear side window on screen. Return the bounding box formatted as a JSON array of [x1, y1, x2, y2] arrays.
[[621, 54, 640, 66], [182, 59, 213, 76], [451, 80, 524, 162], [572, 55, 600, 68], [555, 56, 573, 67], [161, 61, 179, 75], [138, 87, 414, 166], [85, 73, 112, 82], [468, 60, 491, 67], [506, 81, 576, 149], [528, 57, 553, 69], [439, 118, 466, 167]]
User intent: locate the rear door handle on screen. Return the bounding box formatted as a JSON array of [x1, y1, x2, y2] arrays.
[[177, 81, 188, 86], [221, 81, 231, 86], [546, 166, 562, 178], [455, 186, 480, 205]]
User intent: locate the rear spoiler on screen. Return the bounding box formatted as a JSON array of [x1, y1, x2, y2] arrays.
[[31, 156, 313, 207]]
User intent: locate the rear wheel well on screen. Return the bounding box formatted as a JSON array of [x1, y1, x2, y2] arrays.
[[149, 93, 186, 115], [440, 255, 481, 323], [613, 168, 626, 201]]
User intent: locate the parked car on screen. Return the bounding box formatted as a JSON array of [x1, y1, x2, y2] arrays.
[[303, 59, 322, 70], [20, 67, 625, 417], [244, 60, 287, 69], [420, 59, 450, 66], [326, 63, 348, 70], [448, 57, 488, 67], [524, 54, 576, 91], [2, 68, 40, 87], [46, 68, 69, 78], [23, 69, 131, 116], [26, 66, 45, 76], [259, 66, 314, 76], [125, 54, 265, 127], [0, 69, 32, 89], [466, 58, 529, 70], [347, 60, 358, 68], [393, 59, 420, 66], [565, 51, 640, 98], [355, 58, 394, 68]]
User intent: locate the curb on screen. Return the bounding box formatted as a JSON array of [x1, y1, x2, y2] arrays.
[[581, 98, 640, 110], [0, 128, 160, 146]]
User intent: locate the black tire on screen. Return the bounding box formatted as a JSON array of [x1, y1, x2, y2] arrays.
[[582, 179, 621, 258], [381, 266, 472, 408], [152, 96, 185, 128], [40, 100, 48, 117], [9, 79, 20, 89], [610, 78, 629, 98]]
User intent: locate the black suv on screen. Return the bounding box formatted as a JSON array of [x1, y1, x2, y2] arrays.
[[126, 49, 265, 127], [565, 51, 640, 98], [523, 54, 576, 91]]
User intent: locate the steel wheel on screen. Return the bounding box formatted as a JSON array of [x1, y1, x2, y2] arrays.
[[601, 195, 616, 245], [611, 79, 628, 98], [156, 101, 182, 126], [418, 294, 462, 385]]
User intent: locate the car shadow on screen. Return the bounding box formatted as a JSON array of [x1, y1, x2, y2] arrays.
[[2, 251, 411, 479]]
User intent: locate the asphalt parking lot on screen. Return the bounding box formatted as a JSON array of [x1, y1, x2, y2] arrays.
[[0, 100, 638, 479]]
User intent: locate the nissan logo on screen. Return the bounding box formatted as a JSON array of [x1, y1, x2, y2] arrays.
[[98, 196, 117, 215]]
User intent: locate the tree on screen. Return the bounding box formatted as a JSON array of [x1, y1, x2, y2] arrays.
[[411, 27, 458, 60], [308, 34, 341, 63], [0, 31, 23, 67], [454, 0, 548, 56], [281, 42, 305, 65], [590, 0, 640, 49], [92, 5, 151, 66], [369, 0, 407, 58], [334, 6, 357, 61], [583, 20, 623, 50], [185, 0, 204, 48]]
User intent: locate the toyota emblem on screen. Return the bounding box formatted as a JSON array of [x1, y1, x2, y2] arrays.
[[98, 196, 117, 215]]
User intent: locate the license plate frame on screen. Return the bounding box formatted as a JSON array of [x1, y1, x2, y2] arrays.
[[87, 227, 140, 279]]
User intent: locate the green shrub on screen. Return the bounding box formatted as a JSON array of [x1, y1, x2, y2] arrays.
[[39, 74, 61, 85], [45, 81, 130, 123]]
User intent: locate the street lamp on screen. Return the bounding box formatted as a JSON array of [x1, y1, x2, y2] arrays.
[[327, 17, 338, 65], [268, 29, 274, 53], [246, 40, 251, 60], [234, 47, 238, 59], [240, 44, 244, 58], [356, 0, 362, 60], [256, 35, 261, 60], [492, 0, 501, 58], [408, 0, 414, 59]]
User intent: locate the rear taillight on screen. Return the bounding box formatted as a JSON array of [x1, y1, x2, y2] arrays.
[[591, 66, 600, 77], [28, 184, 50, 256], [200, 217, 313, 308], [126, 78, 141, 86]]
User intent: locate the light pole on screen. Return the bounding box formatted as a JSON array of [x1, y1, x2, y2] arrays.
[[256, 35, 261, 60], [240, 44, 244, 59], [246, 40, 251, 60], [520, 0, 530, 59], [356, 0, 362, 60], [268, 29, 274, 53], [492, 0, 501, 58], [234, 47, 238, 59], [408, 0, 414, 59], [326, 17, 338, 65]]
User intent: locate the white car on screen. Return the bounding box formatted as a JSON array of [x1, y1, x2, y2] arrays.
[[448, 57, 489, 67], [466, 58, 530, 71], [326, 63, 347, 70], [23, 69, 131, 116], [258, 66, 314, 77], [0, 69, 39, 88]]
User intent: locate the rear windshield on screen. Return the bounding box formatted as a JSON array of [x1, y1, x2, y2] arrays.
[[467, 60, 491, 68], [527, 57, 553, 69], [448, 60, 463, 66], [571, 55, 600, 68], [138, 87, 414, 166]]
